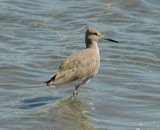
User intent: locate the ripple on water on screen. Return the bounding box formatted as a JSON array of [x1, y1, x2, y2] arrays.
[[0, 0, 160, 129]]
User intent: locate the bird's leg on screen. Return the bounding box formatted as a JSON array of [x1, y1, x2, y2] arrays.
[[73, 85, 80, 96]]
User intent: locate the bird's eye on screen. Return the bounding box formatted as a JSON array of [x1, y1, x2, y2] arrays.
[[94, 33, 98, 35]]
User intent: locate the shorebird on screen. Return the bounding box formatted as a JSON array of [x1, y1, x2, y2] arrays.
[[45, 27, 118, 96]]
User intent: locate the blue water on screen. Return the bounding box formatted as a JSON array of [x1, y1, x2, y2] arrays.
[[0, 0, 160, 129]]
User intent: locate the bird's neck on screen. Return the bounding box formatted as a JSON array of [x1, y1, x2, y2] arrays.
[[85, 39, 99, 49]]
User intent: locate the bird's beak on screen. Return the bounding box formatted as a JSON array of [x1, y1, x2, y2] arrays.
[[102, 36, 119, 43]]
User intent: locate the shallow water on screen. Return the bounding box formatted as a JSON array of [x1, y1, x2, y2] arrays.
[[0, 0, 160, 129]]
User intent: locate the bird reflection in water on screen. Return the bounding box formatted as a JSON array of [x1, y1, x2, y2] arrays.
[[32, 96, 96, 129], [56, 96, 96, 129]]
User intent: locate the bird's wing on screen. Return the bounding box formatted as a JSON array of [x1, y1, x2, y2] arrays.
[[46, 48, 100, 85], [60, 49, 86, 70]]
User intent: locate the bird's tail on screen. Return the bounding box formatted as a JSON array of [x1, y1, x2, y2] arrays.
[[44, 75, 56, 86], [44, 80, 53, 86]]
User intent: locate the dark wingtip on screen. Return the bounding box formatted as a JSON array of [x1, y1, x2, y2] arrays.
[[44, 80, 50, 86], [44, 75, 56, 86]]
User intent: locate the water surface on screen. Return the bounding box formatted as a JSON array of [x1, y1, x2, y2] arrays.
[[0, 0, 160, 129]]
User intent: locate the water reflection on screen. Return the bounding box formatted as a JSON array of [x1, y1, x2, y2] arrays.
[[21, 96, 60, 109], [57, 97, 96, 129], [37, 97, 97, 130]]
